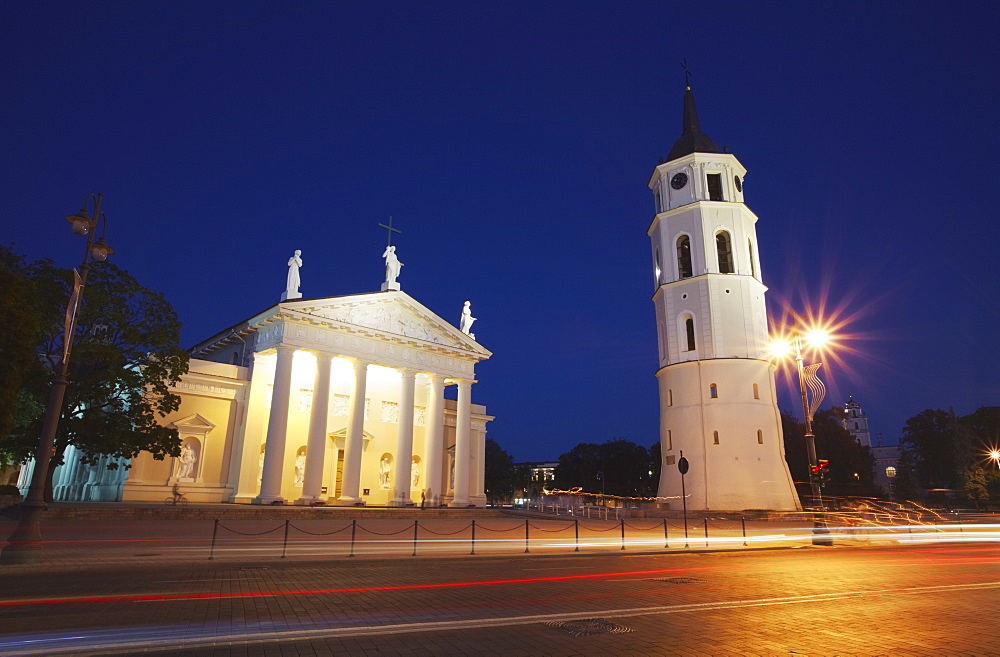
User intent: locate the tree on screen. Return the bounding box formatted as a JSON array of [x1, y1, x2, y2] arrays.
[[902, 409, 972, 492], [483, 438, 515, 505], [782, 407, 877, 499], [554, 439, 655, 498], [0, 252, 189, 500]]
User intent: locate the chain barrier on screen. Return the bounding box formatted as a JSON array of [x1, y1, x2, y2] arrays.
[[287, 522, 354, 536], [577, 521, 621, 532], [474, 522, 527, 532], [420, 524, 471, 536], [356, 524, 416, 536], [622, 520, 663, 531], [528, 522, 573, 532], [216, 522, 285, 536]]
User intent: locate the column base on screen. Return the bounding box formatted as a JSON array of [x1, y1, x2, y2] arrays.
[[469, 495, 487, 507], [252, 495, 286, 505], [449, 498, 473, 507], [295, 496, 327, 506], [333, 496, 365, 506], [391, 496, 414, 507]]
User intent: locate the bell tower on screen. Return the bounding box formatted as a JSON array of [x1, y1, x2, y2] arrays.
[[649, 85, 800, 511]]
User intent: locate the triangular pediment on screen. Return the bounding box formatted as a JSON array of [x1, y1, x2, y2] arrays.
[[280, 291, 488, 355], [170, 414, 216, 432]]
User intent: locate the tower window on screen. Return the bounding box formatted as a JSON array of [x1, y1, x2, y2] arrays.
[[655, 248, 663, 285], [707, 173, 724, 201], [757, 429, 764, 444], [753, 383, 759, 399], [685, 317, 696, 351], [668, 389, 673, 406], [667, 429, 672, 450], [748, 239, 756, 277], [676, 235, 693, 279], [654, 188, 662, 213], [710, 383, 718, 398], [713, 431, 720, 444], [716, 231, 734, 274]]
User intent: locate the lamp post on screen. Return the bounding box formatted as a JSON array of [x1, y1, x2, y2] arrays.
[[988, 450, 1000, 471], [773, 327, 832, 546], [1, 194, 114, 564]]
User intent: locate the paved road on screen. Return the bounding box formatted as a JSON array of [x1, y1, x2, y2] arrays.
[[2, 541, 998, 656]]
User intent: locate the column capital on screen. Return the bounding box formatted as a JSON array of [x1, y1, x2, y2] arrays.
[[274, 343, 296, 355]]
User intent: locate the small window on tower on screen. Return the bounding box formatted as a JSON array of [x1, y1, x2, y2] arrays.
[[676, 235, 693, 279], [685, 317, 696, 351], [748, 239, 756, 278], [710, 383, 718, 398], [716, 231, 734, 274], [753, 383, 759, 399], [667, 430, 672, 450], [707, 173, 724, 201], [713, 431, 720, 444], [757, 429, 764, 444], [668, 389, 673, 406]]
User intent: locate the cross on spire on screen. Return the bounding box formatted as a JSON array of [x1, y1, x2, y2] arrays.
[[681, 59, 692, 89], [378, 216, 402, 248]]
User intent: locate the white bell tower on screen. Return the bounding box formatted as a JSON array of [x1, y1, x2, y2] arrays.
[[649, 86, 800, 511]]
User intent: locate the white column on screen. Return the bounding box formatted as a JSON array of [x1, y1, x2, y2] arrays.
[[298, 353, 332, 504], [449, 379, 473, 507], [254, 345, 294, 504], [391, 369, 417, 506], [423, 374, 445, 506], [472, 428, 486, 503], [336, 359, 369, 505]]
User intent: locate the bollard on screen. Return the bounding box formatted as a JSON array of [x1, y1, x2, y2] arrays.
[[663, 517, 669, 549], [741, 516, 747, 547], [470, 520, 476, 555], [524, 520, 530, 553], [703, 518, 709, 548], [412, 520, 419, 557], [348, 519, 357, 557], [574, 519, 579, 552], [281, 519, 290, 559], [208, 518, 219, 561], [620, 518, 626, 551]]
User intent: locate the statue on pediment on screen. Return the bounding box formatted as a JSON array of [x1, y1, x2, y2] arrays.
[[383, 246, 403, 284], [460, 301, 476, 339], [283, 250, 303, 301]]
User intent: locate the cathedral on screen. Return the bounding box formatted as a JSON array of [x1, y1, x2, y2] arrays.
[[19, 247, 493, 507], [650, 86, 801, 511]]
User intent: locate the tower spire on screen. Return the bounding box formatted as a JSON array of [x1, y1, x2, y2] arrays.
[[666, 77, 723, 162]]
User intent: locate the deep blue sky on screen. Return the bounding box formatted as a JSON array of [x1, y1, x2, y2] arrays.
[[3, 2, 998, 460]]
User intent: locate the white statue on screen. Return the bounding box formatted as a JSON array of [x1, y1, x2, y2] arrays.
[[382, 246, 402, 284], [294, 452, 306, 486], [284, 250, 303, 300], [176, 444, 197, 479], [459, 300, 476, 338], [411, 460, 420, 489], [379, 456, 391, 489]]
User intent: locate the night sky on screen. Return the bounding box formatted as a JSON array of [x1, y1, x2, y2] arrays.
[[3, 2, 998, 461]]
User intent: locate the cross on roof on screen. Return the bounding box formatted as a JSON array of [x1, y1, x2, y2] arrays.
[[378, 216, 402, 248], [681, 59, 692, 89]]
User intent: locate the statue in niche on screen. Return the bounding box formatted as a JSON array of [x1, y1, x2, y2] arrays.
[[176, 444, 197, 479], [257, 448, 265, 486], [284, 250, 303, 300], [379, 456, 391, 489], [459, 301, 476, 338], [411, 460, 420, 489], [382, 245, 403, 284], [449, 459, 455, 492], [294, 451, 306, 486]]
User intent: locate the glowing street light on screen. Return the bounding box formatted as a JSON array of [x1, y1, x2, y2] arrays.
[[2, 194, 115, 564], [988, 449, 1000, 470], [772, 323, 833, 545]]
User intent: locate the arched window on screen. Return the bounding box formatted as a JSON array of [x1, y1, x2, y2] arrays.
[[716, 231, 734, 274], [854, 422, 859, 430], [753, 383, 759, 399], [655, 248, 663, 284], [713, 431, 720, 444], [676, 235, 693, 279], [231, 352, 240, 365], [667, 430, 672, 450], [667, 389, 673, 406], [748, 239, 756, 277], [710, 383, 718, 398], [684, 316, 696, 351], [757, 430, 764, 444]]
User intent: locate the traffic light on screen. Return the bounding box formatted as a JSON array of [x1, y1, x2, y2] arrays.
[[811, 459, 830, 484]]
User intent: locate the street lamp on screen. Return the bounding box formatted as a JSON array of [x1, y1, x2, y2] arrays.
[[772, 325, 832, 545], [1, 194, 114, 564], [988, 449, 1000, 470]]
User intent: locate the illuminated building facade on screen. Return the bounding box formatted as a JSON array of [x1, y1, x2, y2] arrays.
[[842, 397, 872, 447], [648, 86, 800, 511]]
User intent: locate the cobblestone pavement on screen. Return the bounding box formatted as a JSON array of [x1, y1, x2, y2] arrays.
[[1, 540, 998, 656]]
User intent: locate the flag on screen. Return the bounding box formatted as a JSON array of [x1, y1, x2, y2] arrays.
[[63, 269, 83, 364]]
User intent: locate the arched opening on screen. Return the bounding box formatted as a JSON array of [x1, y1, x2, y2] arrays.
[[655, 248, 663, 284], [684, 316, 696, 352], [748, 239, 756, 277], [710, 383, 718, 399], [757, 429, 764, 444], [676, 235, 693, 279], [753, 383, 759, 399], [716, 231, 734, 274], [713, 431, 720, 445]]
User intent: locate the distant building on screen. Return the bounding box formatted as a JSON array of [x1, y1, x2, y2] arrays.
[[842, 397, 872, 447], [872, 441, 901, 497], [516, 461, 558, 486]]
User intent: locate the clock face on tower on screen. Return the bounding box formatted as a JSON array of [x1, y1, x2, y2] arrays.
[[734, 176, 743, 192], [670, 172, 688, 190]]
